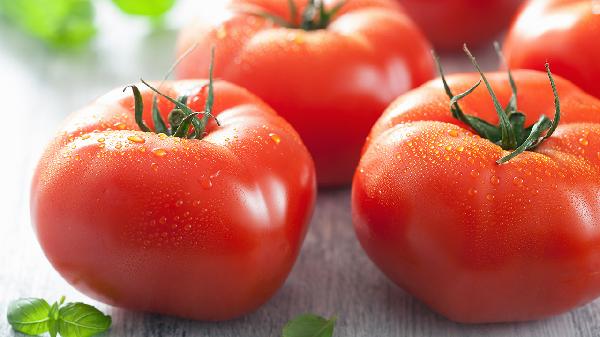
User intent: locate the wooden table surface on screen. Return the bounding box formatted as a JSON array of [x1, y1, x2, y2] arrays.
[[2, 2, 599, 336]]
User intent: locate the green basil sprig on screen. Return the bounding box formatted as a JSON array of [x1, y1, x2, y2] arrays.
[[7, 296, 111, 337]]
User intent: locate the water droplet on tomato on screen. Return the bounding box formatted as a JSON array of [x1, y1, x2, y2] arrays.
[[216, 26, 227, 39], [490, 175, 500, 185], [467, 188, 478, 196], [128, 135, 145, 143], [157, 133, 168, 140], [269, 133, 281, 144], [200, 176, 213, 189], [150, 162, 158, 171], [152, 148, 167, 157], [513, 176, 524, 186], [175, 200, 183, 207], [97, 137, 105, 143], [579, 138, 589, 146], [81, 134, 90, 140], [159, 216, 167, 224], [470, 170, 479, 177], [486, 193, 494, 201], [113, 122, 126, 130], [448, 129, 459, 137]]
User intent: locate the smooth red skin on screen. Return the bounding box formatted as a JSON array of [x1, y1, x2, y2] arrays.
[[30, 80, 316, 321], [353, 70, 600, 323], [176, 0, 434, 186], [504, 0, 600, 98], [397, 0, 523, 51]]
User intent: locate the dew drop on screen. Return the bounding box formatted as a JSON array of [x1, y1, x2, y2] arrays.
[[490, 175, 500, 185], [467, 188, 478, 196], [456, 146, 464, 152], [201, 176, 213, 189], [97, 137, 105, 143], [150, 162, 158, 171], [470, 170, 480, 177], [159, 216, 167, 224], [269, 133, 281, 144], [152, 148, 167, 157], [157, 133, 168, 140], [81, 134, 91, 140], [513, 176, 524, 186], [128, 135, 145, 143], [216, 26, 227, 39], [445, 145, 452, 151], [175, 200, 183, 207], [113, 122, 126, 130], [448, 129, 459, 137]]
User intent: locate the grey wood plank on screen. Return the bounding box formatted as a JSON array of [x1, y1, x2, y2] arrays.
[[1, 1, 598, 336]]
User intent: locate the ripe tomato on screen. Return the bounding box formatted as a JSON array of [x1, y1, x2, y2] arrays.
[[397, 0, 523, 51], [30, 78, 316, 320], [504, 0, 600, 98], [176, 0, 434, 186], [352, 52, 600, 322]]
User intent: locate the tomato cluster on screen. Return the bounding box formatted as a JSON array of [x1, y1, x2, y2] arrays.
[[30, 0, 600, 324]]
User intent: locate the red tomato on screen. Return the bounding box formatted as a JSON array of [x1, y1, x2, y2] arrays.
[[397, 0, 523, 51], [30, 79, 316, 320], [353, 64, 600, 322], [176, 0, 434, 186], [504, 0, 600, 98]]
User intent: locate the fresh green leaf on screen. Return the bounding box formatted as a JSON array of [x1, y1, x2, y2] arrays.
[[112, 0, 176, 16], [58, 302, 112, 337], [0, 0, 96, 47], [7, 298, 51, 335], [48, 301, 61, 337], [282, 314, 336, 337]]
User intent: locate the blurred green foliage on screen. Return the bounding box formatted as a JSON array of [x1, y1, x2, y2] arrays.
[[0, 0, 96, 47], [0, 0, 176, 48], [112, 0, 176, 16]]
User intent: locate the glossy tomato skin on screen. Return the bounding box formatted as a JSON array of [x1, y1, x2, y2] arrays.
[[504, 0, 600, 98], [176, 0, 435, 186], [353, 70, 600, 322], [397, 0, 523, 51], [30, 80, 316, 321]]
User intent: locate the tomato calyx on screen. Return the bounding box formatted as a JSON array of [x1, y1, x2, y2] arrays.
[[123, 49, 220, 140], [243, 0, 346, 31], [434, 43, 561, 164]]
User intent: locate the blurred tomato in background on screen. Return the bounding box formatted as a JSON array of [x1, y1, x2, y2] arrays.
[[504, 0, 600, 98], [397, 0, 524, 51]]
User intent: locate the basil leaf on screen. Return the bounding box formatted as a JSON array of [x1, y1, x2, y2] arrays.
[[282, 314, 336, 337], [7, 298, 51, 335], [58, 302, 111, 337], [111, 0, 176, 16], [48, 301, 60, 337]]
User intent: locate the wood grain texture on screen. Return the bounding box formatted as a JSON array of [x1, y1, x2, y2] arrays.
[[1, 1, 599, 336]]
